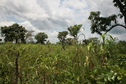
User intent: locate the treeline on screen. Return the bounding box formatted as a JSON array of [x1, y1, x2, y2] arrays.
[[0, 23, 47, 44], [0, 23, 99, 45], [0, 0, 126, 45]]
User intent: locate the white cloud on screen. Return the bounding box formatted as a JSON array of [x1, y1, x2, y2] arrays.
[[0, 17, 15, 26], [47, 31, 59, 43], [20, 21, 59, 43], [0, 0, 126, 43], [0, 0, 49, 20]]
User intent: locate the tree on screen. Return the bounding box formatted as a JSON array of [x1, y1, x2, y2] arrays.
[[25, 30, 34, 43], [86, 37, 99, 44], [88, 0, 126, 35], [65, 38, 78, 45], [1, 23, 27, 43], [57, 31, 68, 43], [35, 32, 48, 44], [57, 31, 68, 49], [65, 38, 73, 45], [67, 24, 82, 40], [113, 0, 126, 25]]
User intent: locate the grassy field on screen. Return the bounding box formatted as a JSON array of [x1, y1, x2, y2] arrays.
[[0, 40, 126, 84]]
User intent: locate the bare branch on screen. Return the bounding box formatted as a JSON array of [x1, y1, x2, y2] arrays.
[[106, 24, 126, 32]]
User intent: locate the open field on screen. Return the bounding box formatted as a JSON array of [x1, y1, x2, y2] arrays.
[[0, 41, 126, 84]]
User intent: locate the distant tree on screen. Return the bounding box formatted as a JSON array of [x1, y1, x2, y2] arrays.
[[57, 31, 68, 49], [117, 40, 126, 54], [57, 31, 68, 43], [25, 30, 34, 43], [67, 24, 83, 40], [86, 37, 99, 44], [46, 40, 51, 44], [56, 42, 62, 45], [65, 38, 78, 45], [88, 0, 126, 35], [1, 23, 27, 43], [35, 32, 48, 44], [65, 38, 73, 45]]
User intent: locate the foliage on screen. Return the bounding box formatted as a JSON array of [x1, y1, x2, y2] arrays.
[[113, 0, 126, 25], [117, 41, 126, 54], [86, 33, 126, 83], [25, 30, 34, 43], [57, 31, 68, 49], [1, 23, 27, 43], [65, 38, 73, 45], [35, 32, 48, 44], [88, 0, 126, 35], [67, 24, 83, 40], [0, 34, 126, 83], [88, 11, 118, 35], [57, 31, 68, 43], [86, 37, 99, 44]]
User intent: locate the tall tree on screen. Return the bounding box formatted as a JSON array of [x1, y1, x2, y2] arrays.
[[88, 0, 126, 35], [67, 24, 82, 40], [113, 0, 126, 25], [57, 31, 68, 49], [35, 32, 48, 44], [1, 23, 27, 43]]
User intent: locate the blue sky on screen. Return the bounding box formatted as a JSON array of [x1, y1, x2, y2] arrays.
[[0, 0, 126, 43]]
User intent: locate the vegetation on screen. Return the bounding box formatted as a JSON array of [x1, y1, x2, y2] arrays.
[[0, 0, 126, 84], [35, 32, 48, 44], [0, 34, 126, 83], [1, 23, 27, 43], [67, 24, 83, 40], [57, 31, 68, 49], [88, 0, 126, 35], [25, 30, 34, 43], [113, 0, 126, 25]]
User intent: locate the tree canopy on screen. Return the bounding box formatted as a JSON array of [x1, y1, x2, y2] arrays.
[[57, 31, 68, 49], [113, 0, 126, 25], [1, 23, 27, 43], [88, 0, 126, 35], [57, 31, 68, 43], [35, 32, 48, 44], [67, 24, 82, 40]]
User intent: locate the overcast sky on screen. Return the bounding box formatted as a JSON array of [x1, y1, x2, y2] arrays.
[[0, 0, 126, 43]]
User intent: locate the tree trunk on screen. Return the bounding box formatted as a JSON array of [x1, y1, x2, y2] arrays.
[[15, 51, 19, 84], [16, 39, 18, 43]]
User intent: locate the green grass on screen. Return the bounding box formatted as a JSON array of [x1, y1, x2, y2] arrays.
[[0, 42, 126, 84]]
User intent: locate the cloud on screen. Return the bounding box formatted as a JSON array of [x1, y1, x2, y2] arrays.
[[62, 0, 88, 9], [0, 17, 15, 26], [0, 0, 126, 43], [47, 31, 59, 43], [109, 27, 126, 34], [2, 0, 48, 20], [19, 20, 59, 43]]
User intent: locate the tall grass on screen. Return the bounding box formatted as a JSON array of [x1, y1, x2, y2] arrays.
[[0, 35, 126, 84]]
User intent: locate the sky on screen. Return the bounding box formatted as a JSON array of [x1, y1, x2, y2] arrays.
[[0, 0, 126, 43]]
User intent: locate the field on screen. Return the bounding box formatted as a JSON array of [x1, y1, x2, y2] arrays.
[[0, 38, 126, 84]]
